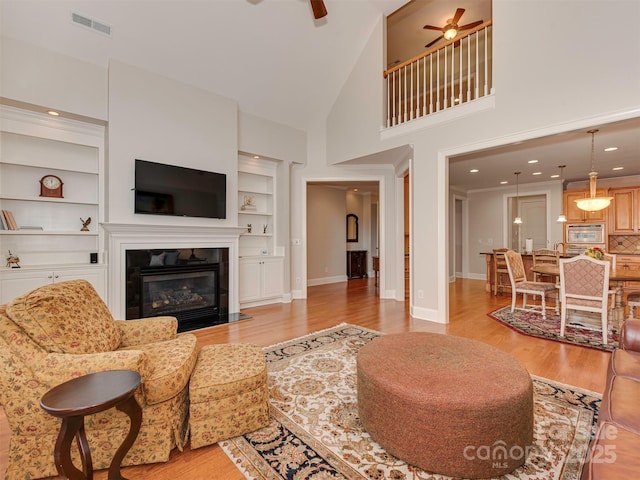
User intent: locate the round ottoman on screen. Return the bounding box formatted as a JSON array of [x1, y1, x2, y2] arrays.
[[357, 332, 533, 478]]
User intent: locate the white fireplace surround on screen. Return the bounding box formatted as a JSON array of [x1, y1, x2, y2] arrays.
[[102, 223, 246, 319]]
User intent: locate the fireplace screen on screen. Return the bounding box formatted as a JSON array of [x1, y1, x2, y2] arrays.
[[141, 269, 217, 318]]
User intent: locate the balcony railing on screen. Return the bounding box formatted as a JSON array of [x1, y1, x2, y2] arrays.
[[384, 21, 493, 128]]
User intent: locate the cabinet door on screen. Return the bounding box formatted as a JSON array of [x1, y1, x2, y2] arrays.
[[56, 268, 106, 301], [564, 189, 609, 223], [609, 189, 637, 234], [261, 258, 283, 299], [239, 259, 262, 302], [0, 270, 52, 303]]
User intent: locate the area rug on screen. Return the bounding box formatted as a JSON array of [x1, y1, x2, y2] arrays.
[[219, 323, 601, 480], [488, 306, 618, 352]]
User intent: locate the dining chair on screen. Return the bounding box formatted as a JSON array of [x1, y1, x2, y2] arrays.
[[532, 249, 560, 282], [559, 255, 611, 344], [492, 248, 510, 296], [628, 292, 640, 319], [504, 250, 558, 319]]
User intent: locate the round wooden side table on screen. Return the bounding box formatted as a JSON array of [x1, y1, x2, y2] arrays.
[[40, 370, 142, 480]]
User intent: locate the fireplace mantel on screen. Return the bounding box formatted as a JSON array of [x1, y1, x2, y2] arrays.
[[103, 223, 245, 319]]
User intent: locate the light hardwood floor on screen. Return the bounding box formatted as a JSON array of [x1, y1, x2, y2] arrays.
[[0, 278, 610, 479]]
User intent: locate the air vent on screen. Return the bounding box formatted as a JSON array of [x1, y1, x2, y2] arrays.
[[71, 12, 112, 37]]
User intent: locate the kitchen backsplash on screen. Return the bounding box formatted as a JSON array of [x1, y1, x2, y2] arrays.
[[609, 235, 640, 254]]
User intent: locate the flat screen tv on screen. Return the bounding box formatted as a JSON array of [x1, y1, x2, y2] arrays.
[[134, 159, 226, 219]]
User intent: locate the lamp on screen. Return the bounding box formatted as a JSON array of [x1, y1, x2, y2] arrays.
[[443, 23, 458, 40], [556, 165, 567, 223], [575, 129, 613, 212], [513, 172, 522, 224]]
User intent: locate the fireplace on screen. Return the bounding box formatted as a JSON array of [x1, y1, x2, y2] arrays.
[[126, 248, 230, 332]]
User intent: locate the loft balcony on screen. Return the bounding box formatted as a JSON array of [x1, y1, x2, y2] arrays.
[[384, 21, 493, 129]]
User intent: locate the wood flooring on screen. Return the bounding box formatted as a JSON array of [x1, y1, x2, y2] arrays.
[[0, 278, 611, 479]]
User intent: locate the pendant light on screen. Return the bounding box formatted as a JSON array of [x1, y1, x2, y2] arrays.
[[575, 129, 613, 212], [556, 165, 567, 223], [513, 172, 522, 224]]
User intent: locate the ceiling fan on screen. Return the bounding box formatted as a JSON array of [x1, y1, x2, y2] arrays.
[[310, 0, 327, 19], [423, 7, 483, 48]]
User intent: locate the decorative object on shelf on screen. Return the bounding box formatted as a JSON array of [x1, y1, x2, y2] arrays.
[[39, 174, 64, 198], [80, 217, 92, 231], [241, 195, 256, 211], [6, 250, 20, 268], [263, 224, 268, 234], [585, 246, 605, 260], [575, 129, 613, 212], [513, 172, 522, 224], [247, 224, 252, 233], [556, 165, 567, 223]]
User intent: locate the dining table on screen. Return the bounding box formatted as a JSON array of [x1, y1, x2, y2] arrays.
[[531, 264, 640, 332]]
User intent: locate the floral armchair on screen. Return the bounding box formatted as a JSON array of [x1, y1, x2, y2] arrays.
[[0, 279, 199, 480]]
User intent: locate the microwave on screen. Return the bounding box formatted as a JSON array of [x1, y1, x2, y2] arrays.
[[565, 223, 606, 244]]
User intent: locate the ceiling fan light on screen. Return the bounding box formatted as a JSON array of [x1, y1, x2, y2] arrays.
[[443, 25, 458, 40]]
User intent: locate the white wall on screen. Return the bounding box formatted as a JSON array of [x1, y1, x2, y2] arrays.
[[307, 185, 347, 285], [107, 60, 239, 226], [320, 0, 640, 322], [0, 37, 107, 120]]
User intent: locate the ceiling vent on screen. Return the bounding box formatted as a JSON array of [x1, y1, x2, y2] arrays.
[[71, 12, 112, 37]]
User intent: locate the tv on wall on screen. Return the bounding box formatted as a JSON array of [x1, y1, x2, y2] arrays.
[[134, 159, 226, 219]]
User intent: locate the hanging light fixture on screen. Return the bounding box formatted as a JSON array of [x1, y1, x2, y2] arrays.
[[575, 129, 613, 212], [556, 165, 567, 223], [513, 172, 523, 224]]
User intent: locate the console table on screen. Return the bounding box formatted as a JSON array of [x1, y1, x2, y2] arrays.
[[40, 370, 142, 480], [347, 250, 368, 279]]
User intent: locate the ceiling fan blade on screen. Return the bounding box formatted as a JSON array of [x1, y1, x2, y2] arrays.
[[452, 8, 465, 24], [310, 0, 327, 19], [423, 24, 443, 31], [459, 20, 484, 30], [425, 36, 443, 48]]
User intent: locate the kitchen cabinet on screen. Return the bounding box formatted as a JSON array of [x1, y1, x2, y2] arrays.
[[563, 189, 610, 223], [609, 188, 639, 234], [239, 257, 283, 306], [0, 265, 106, 303], [347, 250, 367, 279]]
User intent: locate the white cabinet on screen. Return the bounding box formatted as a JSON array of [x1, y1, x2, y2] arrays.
[[0, 105, 105, 268], [239, 257, 283, 306], [0, 265, 107, 303]]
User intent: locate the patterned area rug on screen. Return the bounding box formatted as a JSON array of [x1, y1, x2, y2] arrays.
[[220, 323, 601, 480], [488, 306, 618, 352]]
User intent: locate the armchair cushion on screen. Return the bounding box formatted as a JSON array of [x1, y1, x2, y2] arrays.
[[123, 333, 199, 404], [6, 279, 121, 354], [116, 316, 177, 347]]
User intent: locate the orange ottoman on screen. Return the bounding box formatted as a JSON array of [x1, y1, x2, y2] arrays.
[[189, 343, 270, 448], [357, 332, 533, 478]]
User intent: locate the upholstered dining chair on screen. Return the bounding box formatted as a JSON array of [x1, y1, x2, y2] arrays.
[[532, 249, 560, 283], [492, 248, 510, 295], [559, 255, 611, 344], [504, 250, 558, 319]]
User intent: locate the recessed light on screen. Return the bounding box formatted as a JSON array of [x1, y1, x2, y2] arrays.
[[354, 188, 359, 192], [550, 174, 560, 178], [532, 172, 542, 175], [500, 181, 508, 184], [469, 169, 479, 173], [604, 147, 618, 152], [253, 155, 260, 159], [47, 110, 60, 116], [612, 166, 624, 171], [528, 159, 538, 164]]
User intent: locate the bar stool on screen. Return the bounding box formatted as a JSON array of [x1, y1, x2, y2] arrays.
[[493, 249, 510, 295]]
